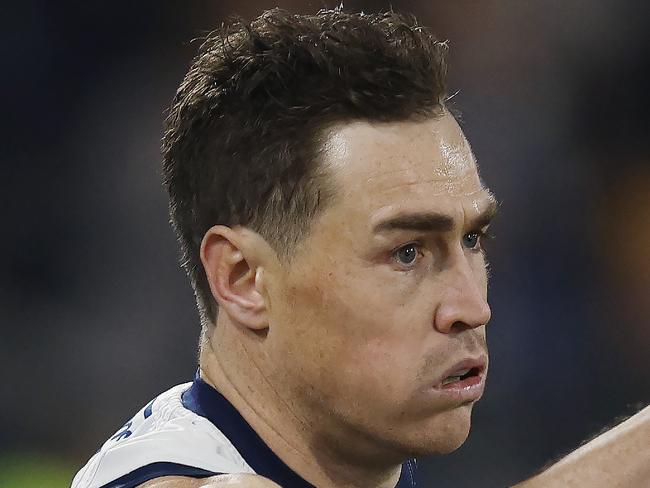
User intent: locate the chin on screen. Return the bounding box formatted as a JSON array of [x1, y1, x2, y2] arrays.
[[402, 402, 475, 456], [431, 427, 471, 455]]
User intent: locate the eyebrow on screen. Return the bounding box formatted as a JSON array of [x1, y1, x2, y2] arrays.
[[372, 198, 499, 234]]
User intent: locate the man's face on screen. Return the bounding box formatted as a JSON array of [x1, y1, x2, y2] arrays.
[[264, 112, 495, 458]]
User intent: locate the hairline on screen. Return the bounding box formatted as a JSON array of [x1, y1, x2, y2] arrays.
[[199, 109, 451, 338]]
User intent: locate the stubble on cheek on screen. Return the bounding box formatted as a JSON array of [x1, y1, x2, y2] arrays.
[[274, 258, 474, 455], [277, 264, 374, 403]]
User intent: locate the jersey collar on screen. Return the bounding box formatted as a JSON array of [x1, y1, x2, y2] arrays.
[[182, 371, 417, 487]]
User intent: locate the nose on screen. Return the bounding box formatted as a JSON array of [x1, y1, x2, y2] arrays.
[[433, 255, 491, 334]]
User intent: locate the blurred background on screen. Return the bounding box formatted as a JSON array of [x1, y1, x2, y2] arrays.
[[2, 1, 649, 487]]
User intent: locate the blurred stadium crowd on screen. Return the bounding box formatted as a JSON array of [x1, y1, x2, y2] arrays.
[[1, 1, 648, 486]]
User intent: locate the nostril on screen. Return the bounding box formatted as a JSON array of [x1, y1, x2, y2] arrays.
[[450, 321, 473, 333]]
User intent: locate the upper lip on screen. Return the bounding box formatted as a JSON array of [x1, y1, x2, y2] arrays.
[[434, 356, 487, 387]]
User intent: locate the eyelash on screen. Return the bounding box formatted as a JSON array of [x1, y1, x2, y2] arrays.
[[466, 229, 494, 251], [391, 230, 494, 268], [392, 240, 425, 269]]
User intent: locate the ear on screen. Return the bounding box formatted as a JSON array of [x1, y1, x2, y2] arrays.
[[200, 225, 269, 331]]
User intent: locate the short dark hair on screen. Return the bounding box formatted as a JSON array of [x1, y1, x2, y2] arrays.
[[162, 7, 448, 326]]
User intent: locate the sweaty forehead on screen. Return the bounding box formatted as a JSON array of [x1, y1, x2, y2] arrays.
[[321, 113, 484, 205]]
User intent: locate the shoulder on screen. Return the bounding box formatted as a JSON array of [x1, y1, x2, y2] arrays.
[[138, 474, 282, 487], [73, 382, 254, 488]]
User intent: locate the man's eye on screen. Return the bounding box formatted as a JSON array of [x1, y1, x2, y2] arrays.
[[394, 244, 419, 266], [463, 232, 481, 249]]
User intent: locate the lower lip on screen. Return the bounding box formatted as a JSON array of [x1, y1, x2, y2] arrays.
[[431, 375, 485, 403]]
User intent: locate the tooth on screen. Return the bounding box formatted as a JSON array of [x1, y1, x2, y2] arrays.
[[442, 375, 462, 385]]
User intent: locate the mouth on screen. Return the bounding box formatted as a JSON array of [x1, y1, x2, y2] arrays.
[[432, 357, 487, 401], [439, 366, 482, 389]]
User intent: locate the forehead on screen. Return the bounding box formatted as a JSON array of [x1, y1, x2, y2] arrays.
[[321, 113, 491, 215]]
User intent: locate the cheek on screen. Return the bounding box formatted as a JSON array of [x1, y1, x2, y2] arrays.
[[273, 265, 431, 403]]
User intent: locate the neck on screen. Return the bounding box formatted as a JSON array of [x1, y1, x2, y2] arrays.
[[199, 322, 403, 488]]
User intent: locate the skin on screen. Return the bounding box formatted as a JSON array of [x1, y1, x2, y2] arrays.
[[186, 112, 495, 488], [516, 405, 650, 488], [142, 406, 650, 488], [139, 113, 650, 488], [139, 474, 281, 487]]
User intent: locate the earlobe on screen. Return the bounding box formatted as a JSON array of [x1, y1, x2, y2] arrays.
[[200, 225, 269, 331]]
